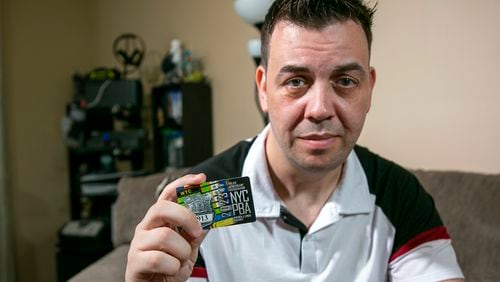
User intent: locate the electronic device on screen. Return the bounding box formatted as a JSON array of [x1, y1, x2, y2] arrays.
[[83, 79, 142, 108], [113, 33, 146, 75]]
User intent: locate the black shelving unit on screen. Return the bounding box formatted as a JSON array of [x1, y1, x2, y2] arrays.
[[67, 144, 145, 220], [151, 82, 213, 171], [58, 79, 146, 281]]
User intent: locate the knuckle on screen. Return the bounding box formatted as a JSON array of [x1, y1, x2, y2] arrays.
[[156, 228, 191, 260], [149, 200, 165, 214], [148, 252, 180, 276], [156, 227, 176, 243], [134, 221, 144, 233], [181, 213, 195, 223], [184, 210, 198, 225], [178, 244, 192, 261], [126, 249, 137, 264], [146, 252, 162, 270]]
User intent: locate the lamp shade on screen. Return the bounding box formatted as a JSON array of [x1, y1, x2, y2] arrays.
[[247, 38, 261, 58], [234, 0, 274, 25]]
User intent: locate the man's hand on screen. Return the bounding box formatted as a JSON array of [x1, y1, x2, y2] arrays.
[[125, 173, 207, 282]]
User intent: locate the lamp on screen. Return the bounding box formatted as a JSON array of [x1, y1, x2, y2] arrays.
[[234, 0, 274, 124], [234, 0, 274, 61], [247, 38, 262, 66], [234, 0, 274, 30]]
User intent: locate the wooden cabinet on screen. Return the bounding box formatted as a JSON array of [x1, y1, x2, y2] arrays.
[[151, 82, 213, 171]]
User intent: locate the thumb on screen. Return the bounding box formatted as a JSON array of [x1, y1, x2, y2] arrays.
[[158, 173, 207, 202]]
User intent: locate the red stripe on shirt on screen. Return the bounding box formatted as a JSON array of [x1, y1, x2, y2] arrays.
[[191, 267, 208, 278], [390, 226, 450, 262]]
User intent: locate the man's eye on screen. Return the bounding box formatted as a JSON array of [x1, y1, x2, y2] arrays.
[[286, 78, 306, 88], [335, 77, 357, 88]]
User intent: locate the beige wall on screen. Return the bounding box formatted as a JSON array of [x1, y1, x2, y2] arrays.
[[4, 0, 96, 281], [359, 0, 500, 173], [3, 0, 500, 281], [0, 0, 16, 279]]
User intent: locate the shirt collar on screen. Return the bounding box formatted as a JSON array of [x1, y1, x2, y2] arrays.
[[331, 150, 372, 216], [242, 125, 372, 220], [242, 125, 282, 217]]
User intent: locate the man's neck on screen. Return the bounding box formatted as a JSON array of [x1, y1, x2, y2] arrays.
[[265, 136, 344, 228]]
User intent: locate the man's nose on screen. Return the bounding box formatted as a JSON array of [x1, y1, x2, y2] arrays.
[[304, 82, 335, 122]]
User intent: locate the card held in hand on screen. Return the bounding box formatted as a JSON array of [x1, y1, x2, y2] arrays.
[[176, 176, 256, 229]]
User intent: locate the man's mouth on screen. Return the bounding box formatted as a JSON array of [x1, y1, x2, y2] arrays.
[[299, 133, 335, 140], [297, 133, 339, 150]]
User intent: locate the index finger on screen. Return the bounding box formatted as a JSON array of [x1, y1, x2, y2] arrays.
[[140, 200, 203, 239]]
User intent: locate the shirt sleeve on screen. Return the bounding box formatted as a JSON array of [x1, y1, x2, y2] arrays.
[[388, 239, 464, 282], [188, 251, 208, 281], [353, 146, 464, 281]]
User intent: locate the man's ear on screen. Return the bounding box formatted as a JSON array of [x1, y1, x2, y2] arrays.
[[255, 65, 268, 113], [367, 66, 377, 113]]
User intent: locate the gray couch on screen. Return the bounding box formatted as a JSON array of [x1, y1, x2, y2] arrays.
[[70, 169, 500, 281]]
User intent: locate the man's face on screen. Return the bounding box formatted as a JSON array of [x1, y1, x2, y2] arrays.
[[256, 20, 376, 172]]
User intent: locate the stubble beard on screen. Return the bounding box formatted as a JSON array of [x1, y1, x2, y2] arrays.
[[276, 120, 352, 173], [286, 141, 349, 173]]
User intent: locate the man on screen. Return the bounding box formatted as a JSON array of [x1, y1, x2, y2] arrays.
[[126, 0, 464, 281]]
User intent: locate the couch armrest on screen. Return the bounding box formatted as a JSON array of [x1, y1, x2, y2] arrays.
[[69, 245, 130, 282], [413, 170, 500, 280], [112, 168, 189, 247]]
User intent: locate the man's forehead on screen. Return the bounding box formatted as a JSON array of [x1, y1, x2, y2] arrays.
[[268, 20, 369, 52], [271, 19, 364, 38], [267, 20, 370, 66]]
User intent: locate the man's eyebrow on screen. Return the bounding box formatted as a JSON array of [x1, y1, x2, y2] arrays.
[[274, 63, 367, 83], [333, 63, 366, 76], [274, 65, 311, 84], [278, 65, 311, 74]]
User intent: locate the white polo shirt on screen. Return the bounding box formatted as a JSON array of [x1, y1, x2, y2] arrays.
[[196, 126, 463, 281]]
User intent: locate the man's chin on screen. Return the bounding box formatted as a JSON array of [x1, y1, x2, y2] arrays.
[[289, 154, 344, 172]]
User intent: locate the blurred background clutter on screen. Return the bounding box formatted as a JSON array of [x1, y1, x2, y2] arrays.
[[57, 31, 213, 280], [1, 0, 500, 281]]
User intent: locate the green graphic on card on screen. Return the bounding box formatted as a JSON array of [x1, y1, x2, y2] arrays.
[[176, 176, 256, 229]]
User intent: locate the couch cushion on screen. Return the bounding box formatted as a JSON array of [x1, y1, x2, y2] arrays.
[[112, 169, 188, 247], [413, 170, 500, 281], [69, 244, 130, 282]]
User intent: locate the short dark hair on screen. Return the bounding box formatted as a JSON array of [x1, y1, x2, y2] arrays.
[[260, 0, 377, 68]]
